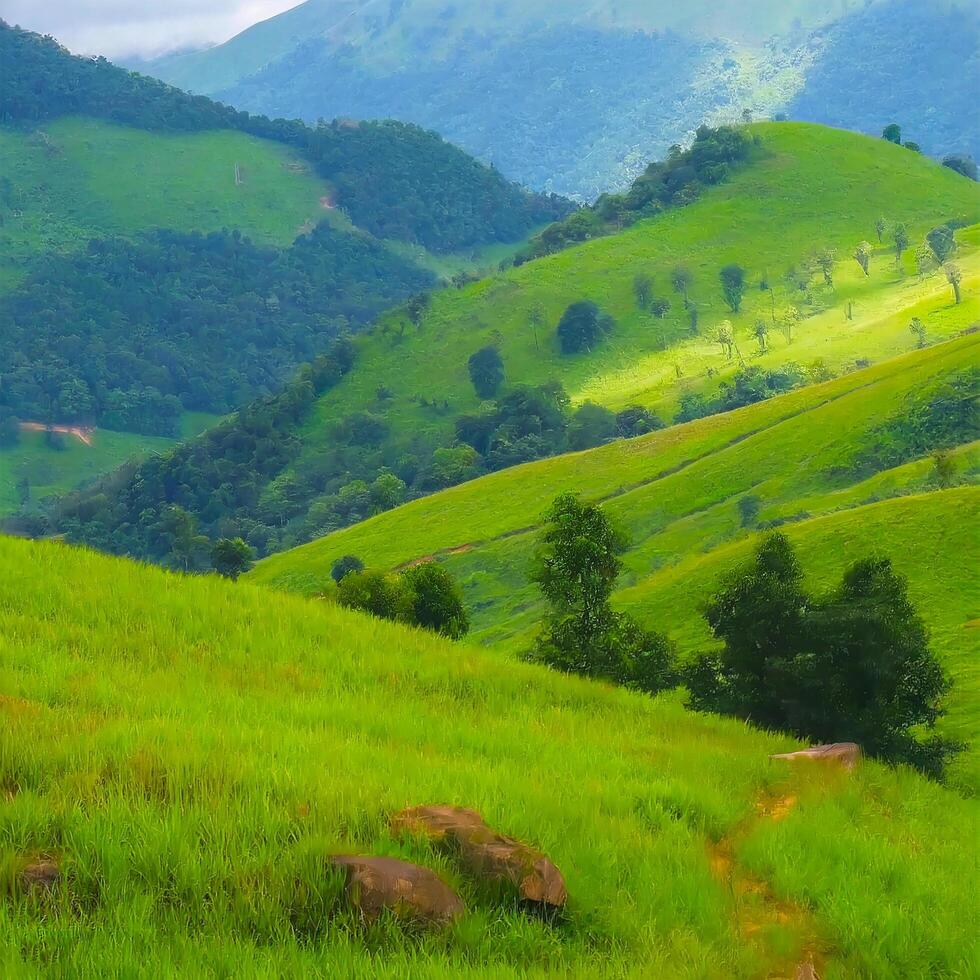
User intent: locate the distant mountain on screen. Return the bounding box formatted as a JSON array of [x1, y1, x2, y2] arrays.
[[143, 0, 980, 199]]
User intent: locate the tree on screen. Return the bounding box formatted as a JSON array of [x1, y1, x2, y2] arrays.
[[909, 317, 926, 348], [633, 274, 653, 310], [882, 123, 902, 144], [942, 155, 978, 181], [927, 226, 956, 263], [336, 569, 414, 623], [671, 266, 693, 306], [405, 292, 431, 329], [752, 319, 769, 352], [931, 450, 957, 489], [875, 216, 887, 243], [331, 555, 364, 583], [527, 304, 544, 352], [737, 494, 761, 528], [715, 322, 735, 360], [944, 262, 963, 304], [853, 241, 873, 276], [688, 303, 699, 335], [211, 538, 255, 580], [615, 405, 663, 438], [556, 301, 614, 354], [467, 345, 505, 398], [164, 506, 209, 572], [686, 533, 809, 726], [403, 562, 469, 639], [685, 535, 962, 779], [802, 557, 961, 779], [817, 248, 835, 287], [568, 402, 618, 450], [893, 223, 909, 264], [530, 493, 674, 694], [649, 297, 671, 319], [720, 264, 746, 312]]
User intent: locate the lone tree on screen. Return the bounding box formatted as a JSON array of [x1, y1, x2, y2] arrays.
[[715, 322, 735, 360], [853, 241, 873, 276], [817, 248, 835, 287], [403, 562, 470, 639], [893, 223, 909, 264], [875, 216, 887, 243], [531, 493, 674, 694], [633, 274, 653, 310], [331, 554, 365, 583], [882, 123, 902, 144], [752, 319, 769, 352], [557, 301, 614, 354], [944, 262, 963, 304], [468, 345, 505, 398], [528, 304, 544, 352], [671, 266, 693, 306], [909, 317, 927, 348], [649, 297, 671, 319], [927, 226, 956, 264], [720, 264, 747, 313], [684, 534, 961, 780], [211, 538, 255, 580]]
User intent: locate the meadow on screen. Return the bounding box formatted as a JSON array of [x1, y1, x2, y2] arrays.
[[251, 333, 980, 787], [280, 124, 980, 492], [1, 535, 978, 977], [0, 117, 332, 290], [0, 413, 218, 517]]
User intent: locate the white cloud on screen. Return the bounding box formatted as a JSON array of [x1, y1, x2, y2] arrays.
[[3, 0, 302, 59]]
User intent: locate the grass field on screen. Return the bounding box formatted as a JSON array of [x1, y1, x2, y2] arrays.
[[0, 414, 217, 517], [251, 333, 980, 787], [0, 117, 331, 289], [272, 124, 980, 503], [1, 534, 978, 977]]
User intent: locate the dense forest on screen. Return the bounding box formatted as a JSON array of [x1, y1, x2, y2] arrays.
[[789, 0, 980, 162], [0, 227, 431, 434], [0, 22, 570, 253], [517, 125, 757, 261]]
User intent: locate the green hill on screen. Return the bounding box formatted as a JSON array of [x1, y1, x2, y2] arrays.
[[143, 0, 980, 198], [249, 333, 980, 785], [0, 22, 566, 517], [1, 533, 978, 976], [57, 122, 980, 564]]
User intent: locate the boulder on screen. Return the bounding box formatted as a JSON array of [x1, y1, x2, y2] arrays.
[[331, 855, 464, 927], [771, 742, 861, 770], [391, 805, 567, 909], [19, 860, 60, 892]]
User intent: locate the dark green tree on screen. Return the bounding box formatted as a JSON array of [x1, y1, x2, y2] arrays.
[[671, 266, 693, 306], [556, 301, 614, 354], [942, 155, 978, 181], [336, 569, 414, 623], [893, 223, 909, 263], [211, 538, 255, 580], [403, 562, 470, 639], [927, 226, 956, 263], [882, 123, 902, 144], [720, 264, 746, 313], [567, 402, 618, 450], [531, 493, 674, 694], [331, 554, 365, 583], [633, 274, 653, 310], [467, 345, 505, 398]]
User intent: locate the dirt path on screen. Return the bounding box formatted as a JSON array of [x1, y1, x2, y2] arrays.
[[709, 784, 828, 979], [19, 422, 94, 446]]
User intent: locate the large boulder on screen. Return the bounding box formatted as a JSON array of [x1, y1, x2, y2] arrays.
[[331, 855, 464, 927], [771, 742, 861, 770], [391, 805, 567, 909]]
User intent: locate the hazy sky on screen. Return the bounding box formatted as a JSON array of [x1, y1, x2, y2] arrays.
[[3, 0, 302, 59]]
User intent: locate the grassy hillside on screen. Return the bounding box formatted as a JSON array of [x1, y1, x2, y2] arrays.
[[0, 117, 330, 286], [1, 534, 978, 976], [250, 333, 980, 784]]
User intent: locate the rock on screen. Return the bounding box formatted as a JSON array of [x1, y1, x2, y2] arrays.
[[391, 805, 567, 909], [331, 855, 464, 927], [19, 860, 60, 892], [795, 959, 820, 980], [771, 742, 861, 770]]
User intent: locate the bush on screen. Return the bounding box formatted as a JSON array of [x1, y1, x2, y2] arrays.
[[403, 562, 470, 639], [331, 555, 364, 583]]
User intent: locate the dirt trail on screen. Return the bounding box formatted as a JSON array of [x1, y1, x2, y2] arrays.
[[19, 422, 94, 446], [709, 785, 827, 980]]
